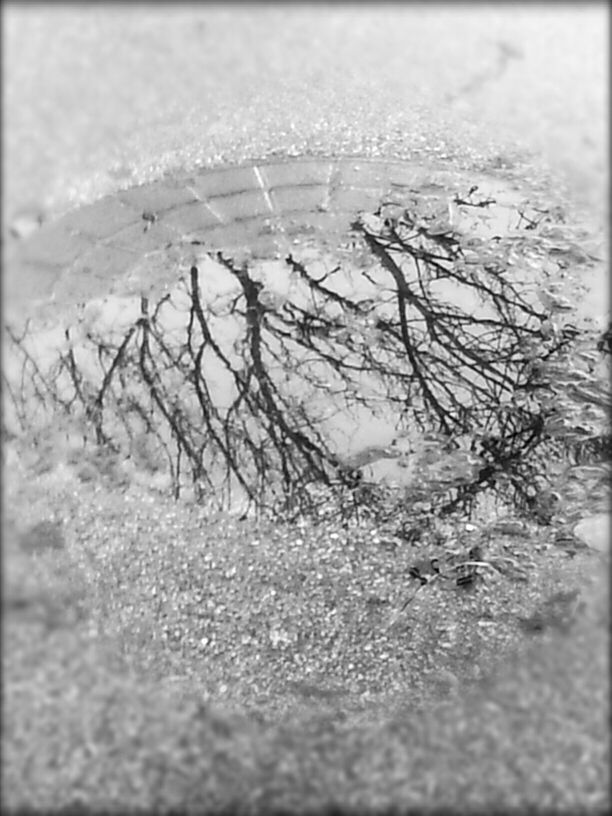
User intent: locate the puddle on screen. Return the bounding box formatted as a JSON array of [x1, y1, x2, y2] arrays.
[[4, 166, 607, 509]]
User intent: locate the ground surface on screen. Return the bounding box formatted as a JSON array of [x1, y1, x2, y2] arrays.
[[4, 6, 607, 329], [2, 6, 610, 814], [4, 7, 608, 330], [3, 456, 610, 813], [4, 5, 607, 226]]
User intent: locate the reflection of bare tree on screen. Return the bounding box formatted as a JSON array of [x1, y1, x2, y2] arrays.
[[3, 188, 608, 523]]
